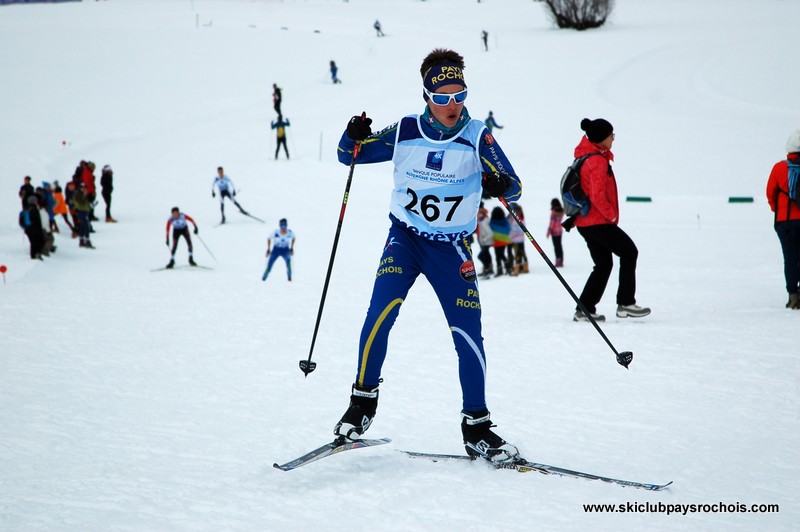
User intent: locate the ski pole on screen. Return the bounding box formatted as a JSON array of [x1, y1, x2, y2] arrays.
[[499, 196, 633, 369], [299, 141, 361, 377], [195, 233, 217, 262]]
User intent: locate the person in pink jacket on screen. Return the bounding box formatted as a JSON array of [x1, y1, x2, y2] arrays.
[[572, 118, 650, 322], [547, 198, 565, 267]]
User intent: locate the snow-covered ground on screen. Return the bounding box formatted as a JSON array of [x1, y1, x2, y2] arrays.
[[1, 0, 798, 530]]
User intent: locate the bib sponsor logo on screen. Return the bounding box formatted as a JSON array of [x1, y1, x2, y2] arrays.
[[426, 150, 445, 172]]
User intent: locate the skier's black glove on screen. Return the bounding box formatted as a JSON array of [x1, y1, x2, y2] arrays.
[[212, 192, 216, 198], [165, 238, 169, 246], [346, 112, 373, 141], [482, 172, 512, 198], [194, 227, 199, 235]]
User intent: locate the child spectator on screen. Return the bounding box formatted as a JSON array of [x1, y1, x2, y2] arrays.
[[489, 206, 512, 276], [508, 203, 528, 274], [547, 198, 565, 267], [476, 202, 494, 278]]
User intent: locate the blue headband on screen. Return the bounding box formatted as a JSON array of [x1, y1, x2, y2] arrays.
[[423, 62, 466, 94]]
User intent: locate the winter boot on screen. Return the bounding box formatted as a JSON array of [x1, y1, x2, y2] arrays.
[[79, 238, 86, 248], [616, 304, 651, 318], [188, 256, 197, 267], [521, 262, 529, 273], [334, 384, 379, 441], [461, 410, 519, 463], [166, 259, 175, 269], [788, 293, 800, 309], [512, 264, 520, 276], [85, 240, 95, 249], [105, 217, 117, 223], [555, 258, 563, 268], [573, 309, 606, 322]]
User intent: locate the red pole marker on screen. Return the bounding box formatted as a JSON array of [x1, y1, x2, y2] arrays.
[[0, 264, 7, 285]]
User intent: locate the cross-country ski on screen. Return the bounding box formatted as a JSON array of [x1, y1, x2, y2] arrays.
[[401, 450, 672, 491], [273, 437, 391, 471]]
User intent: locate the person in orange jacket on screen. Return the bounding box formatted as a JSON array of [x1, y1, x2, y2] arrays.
[[572, 117, 650, 322], [52, 180, 74, 234], [766, 129, 800, 309]]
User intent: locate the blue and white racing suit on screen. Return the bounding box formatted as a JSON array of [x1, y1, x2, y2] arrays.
[[337, 113, 522, 411]]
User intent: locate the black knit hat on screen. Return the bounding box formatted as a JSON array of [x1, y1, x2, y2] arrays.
[[581, 117, 614, 143]]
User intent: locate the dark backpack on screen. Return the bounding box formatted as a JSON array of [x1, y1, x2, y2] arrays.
[[19, 209, 31, 229], [560, 152, 600, 231], [787, 159, 800, 209]]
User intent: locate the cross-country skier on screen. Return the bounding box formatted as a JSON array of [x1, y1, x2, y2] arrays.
[[262, 218, 295, 282], [272, 83, 282, 115], [165, 207, 198, 268], [271, 115, 291, 160], [211, 166, 245, 224], [484, 110, 504, 132], [333, 48, 523, 464]]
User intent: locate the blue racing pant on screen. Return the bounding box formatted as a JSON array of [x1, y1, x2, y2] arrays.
[[356, 223, 488, 412], [263, 248, 292, 280]]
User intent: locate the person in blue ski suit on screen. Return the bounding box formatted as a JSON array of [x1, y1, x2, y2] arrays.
[[332, 48, 523, 463], [212, 166, 245, 224], [262, 218, 295, 281]]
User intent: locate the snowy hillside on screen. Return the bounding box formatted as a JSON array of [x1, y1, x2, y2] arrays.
[[1, 0, 798, 530]]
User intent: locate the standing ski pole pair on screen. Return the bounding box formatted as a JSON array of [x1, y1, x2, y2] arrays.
[[299, 152, 632, 376]]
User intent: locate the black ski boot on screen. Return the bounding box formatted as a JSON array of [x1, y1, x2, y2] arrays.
[[334, 384, 379, 441], [188, 256, 197, 267], [166, 259, 175, 269], [461, 410, 519, 463]]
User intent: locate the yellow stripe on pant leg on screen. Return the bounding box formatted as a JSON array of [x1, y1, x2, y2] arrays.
[[358, 298, 404, 386]]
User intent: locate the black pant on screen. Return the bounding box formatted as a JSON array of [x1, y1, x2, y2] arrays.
[[275, 137, 289, 159], [576, 224, 638, 312], [25, 227, 44, 258], [171, 227, 193, 255], [552, 235, 563, 260], [102, 190, 112, 218], [477, 245, 492, 271], [493, 246, 510, 274], [775, 219, 800, 294]]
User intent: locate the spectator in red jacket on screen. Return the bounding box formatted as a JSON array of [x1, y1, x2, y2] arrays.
[[766, 129, 800, 309], [572, 117, 650, 322]]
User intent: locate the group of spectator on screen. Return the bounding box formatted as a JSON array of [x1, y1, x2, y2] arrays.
[[17, 160, 116, 259], [475, 202, 529, 278]]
